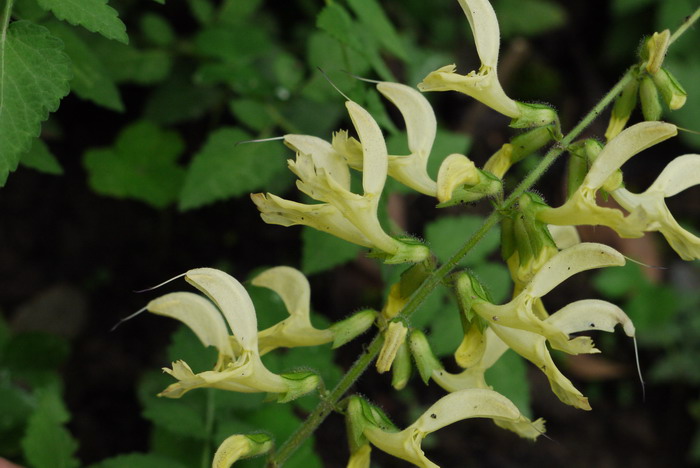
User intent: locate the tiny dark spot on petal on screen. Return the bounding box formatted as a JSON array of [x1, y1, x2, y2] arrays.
[[430, 413, 437, 419]]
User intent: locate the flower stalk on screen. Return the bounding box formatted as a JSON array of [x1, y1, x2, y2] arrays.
[[264, 9, 700, 466]]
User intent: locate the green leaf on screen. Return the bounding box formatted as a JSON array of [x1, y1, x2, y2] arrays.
[[21, 389, 79, 468], [2, 332, 69, 374], [0, 384, 32, 433], [90, 37, 171, 84], [317, 4, 363, 52], [13, 0, 51, 22], [219, 0, 264, 25], [346, 0, 408, 60], [36, 0, 128, 44], [179, 127, 290, 210], [87, 453, 188, 468], [301, 226, 363, 275], [166, 325, 218, 373], [429, 128, 471, 178], [229, 99, 274, 132], [187, 0, 214, 24], [195, 24, 271, 61], [140, 13, 175, 47], [626, 285, 677, 334], [44, 20, 123, 111], [471, 261, 511, 304], [316, 3, 393, 81], [611, 0, 654, 17], [424, 215, 500, 266], [83, 121, 185, 208], [484, 349, 532, 418], [592, 262, 644, 299], [143, 73, 222, 125], [20, 138, 63, 175], [427, 293, 462, 357], [0, 20, 71, 186], [142, 399, 209, 439], [495, 0, 566, 39]]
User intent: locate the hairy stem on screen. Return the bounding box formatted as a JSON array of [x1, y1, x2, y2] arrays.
[[670, 7, 700, 45], [267, 12, 698, 466]]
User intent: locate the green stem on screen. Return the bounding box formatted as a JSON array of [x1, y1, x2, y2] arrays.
[[268, 334, 384, 467], [201, 388, 217, 468], [267, 13, 699, 466], [670, 7, 700, 45]]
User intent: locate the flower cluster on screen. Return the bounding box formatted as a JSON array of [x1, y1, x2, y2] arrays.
[[133, 0, 697, 466]]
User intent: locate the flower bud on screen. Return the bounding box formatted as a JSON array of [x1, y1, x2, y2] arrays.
[[605, 77, 638, 141], [643, 30, 670, 75], [391, 341, 412, 390], [652, 67, 687, 110], [482, 144, 513, 179], [408, 329, 443, 384], [436, 153, 479, 202], [511, 102, 558, 129], [509, 125, 557, 163], [276, 371, 321, 403], [454, 321, 486, 369], [376, 321, 408, 373], [213, 433, 273, 468], [500, 215, 516, 260], [639, 75, 662, 121], [330, 309, 377, 349]]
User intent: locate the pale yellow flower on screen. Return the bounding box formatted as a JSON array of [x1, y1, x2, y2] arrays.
[[472, 243, 625, 353], [251, 266, 333, 355], [418, 0, 520, 118], [360, 389, 539, 467], [537, 121, 678, 237], [252, 101, 428, 264], [212, 433, 272, 468], [147, 268, 318, 400], [611, 154, 700, 260], [427, 298, 634, 411]]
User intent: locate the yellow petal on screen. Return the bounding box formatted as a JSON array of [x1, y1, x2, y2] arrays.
[[147, 292, 234, 357], [212, 434, 273, 468], [250, 193, 374, 248], [185, 268, 259, 351], [436, 153, 479, 203], [457, 0, 501, 68], [583, 121, 677, 190], [252, 266, 333, 354], [284, 134, 351, 190], [547, 299, 635, 337], [525, 243, 625, 298], [377, 82, 438, 196], [345, 101, 388, 196]]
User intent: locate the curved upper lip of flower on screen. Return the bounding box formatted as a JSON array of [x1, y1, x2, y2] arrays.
[[611, 153, 700, 260], [251, 266, 334, 354], [361, 388, 535, 467], [416, 0, 521, 118], [537, 121, 678, 238]]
